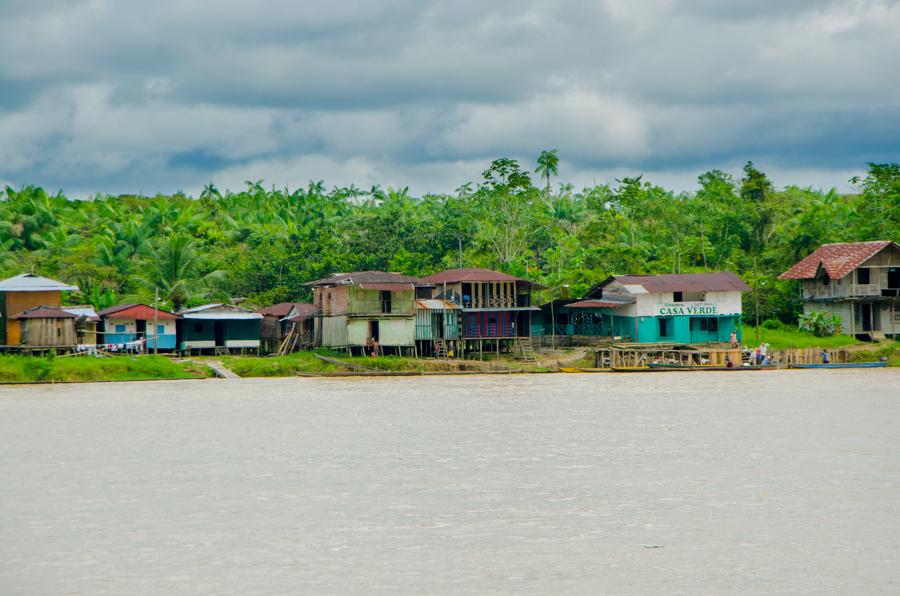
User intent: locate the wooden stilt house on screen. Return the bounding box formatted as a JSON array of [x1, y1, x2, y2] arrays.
[[177, 304, 262, 354], [98, 304, 179, 350], [0, 273, 79, 347], [418, 268, 544, 359], [62, 305, 101, 345], [8, 306, 77, 348], [256, 302, 314, 353]]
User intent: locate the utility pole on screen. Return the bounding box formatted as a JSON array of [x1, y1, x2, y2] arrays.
[[754, 257, 760, 345], [153, 287, 159, 355], [458, 236, 463, 269]]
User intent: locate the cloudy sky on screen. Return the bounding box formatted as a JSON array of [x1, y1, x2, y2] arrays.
[[1, 0, 899, 197]]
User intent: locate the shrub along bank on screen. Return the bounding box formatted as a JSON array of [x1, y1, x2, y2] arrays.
[[0, 354, 209, 383]]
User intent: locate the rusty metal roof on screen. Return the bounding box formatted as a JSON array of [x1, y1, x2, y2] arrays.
[[564, 299, 630, 309], [256, 302, 311, 317], [415, 299, 460, 310], [420, 268, 546, 289], [592, 272, 750, 295], [10, 305, 77, 319], [358, 283, 415, 291], [98, 304, 179, 320], [779, 241, 898, 280], [304, 271, 422, 287]]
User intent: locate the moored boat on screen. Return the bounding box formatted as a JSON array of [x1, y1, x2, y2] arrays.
[[790, 361, 887, 369], [648, 363, 777, 371]]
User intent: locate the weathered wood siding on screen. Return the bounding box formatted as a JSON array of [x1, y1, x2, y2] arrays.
[[1, 290, 63, 343], [20, 318, 76, 346]]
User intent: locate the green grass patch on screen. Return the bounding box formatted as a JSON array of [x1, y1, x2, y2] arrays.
[[0, 354, 209, 383], [220, 352, 344, 377], [742, 325, 863, 350], [848, 341, 900, 366]]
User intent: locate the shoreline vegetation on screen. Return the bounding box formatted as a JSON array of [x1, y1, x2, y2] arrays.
[[2, 329, 897, 384]]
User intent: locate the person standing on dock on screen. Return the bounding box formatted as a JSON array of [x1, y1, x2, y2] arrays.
[[729, 329, 738, 348], [821, 350, 830, 364]]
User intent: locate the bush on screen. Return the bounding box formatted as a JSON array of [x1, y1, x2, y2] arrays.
[[799, 310, 843, 337], [761, 319, 785, 330]]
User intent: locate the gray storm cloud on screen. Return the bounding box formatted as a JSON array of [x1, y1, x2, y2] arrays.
[[0, 0, 898, 196]]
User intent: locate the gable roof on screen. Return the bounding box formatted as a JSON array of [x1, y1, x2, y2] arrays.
[[0, 273, 79, 292], [62, 305, 101, 322], [590, 272, 750, 296], [10, 305, 77, 319], [282, 303, 317, 321], [779, 241, 898, 280], [256, 302, 310, 317], [178, 303, 262, 320], [304, 271, 422, 287], [420, 268, 546, 289], [98, 304, 179, 320]]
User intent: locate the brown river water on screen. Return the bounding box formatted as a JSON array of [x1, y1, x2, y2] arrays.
[[1, 370, 899, 594]]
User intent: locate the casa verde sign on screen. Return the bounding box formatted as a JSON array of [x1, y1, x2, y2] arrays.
[[656, 302, 719, 316]]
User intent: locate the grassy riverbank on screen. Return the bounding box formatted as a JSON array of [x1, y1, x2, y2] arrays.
[[0, 354, 210, 383], [218, 350, 541, 377], [742, 325, 863, 349]]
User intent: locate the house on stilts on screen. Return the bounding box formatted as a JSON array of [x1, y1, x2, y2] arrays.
[[306, 271, 420, 355], [0, 273, 79, 350], [98, 304, 179, 351], [177, 304, 262, 354], [418, 268, 544, 359], [780, 240, 900, 340]]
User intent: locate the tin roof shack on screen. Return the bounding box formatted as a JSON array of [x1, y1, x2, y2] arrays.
[[63, 306, 101, 345], [177, 304, 262, 354], [779, 241, 900, 340], [98, 304, 180, 350], [256, 302, 315, 353], [567, 272, 750, 344], [418, 268, 544, 359], [8, 306, 77, 348], [0, 273, 78, 346], [305, 271, 419, 355], [414, 298, 461, 357]]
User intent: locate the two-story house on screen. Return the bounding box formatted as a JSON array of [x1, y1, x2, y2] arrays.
[[418, 268, 544, 357], [780, 241, 900, 339], [305, 271, 420, 355]]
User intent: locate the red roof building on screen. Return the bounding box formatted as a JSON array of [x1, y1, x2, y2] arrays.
[[779, 241, 900, 338]]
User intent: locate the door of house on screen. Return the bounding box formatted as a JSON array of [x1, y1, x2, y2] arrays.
[[431, 313, 443, 338], [369, 320, 380, 341], [136, 319, 147, 338], [214, 321, 226, 346], [861, 303, 873, 331]]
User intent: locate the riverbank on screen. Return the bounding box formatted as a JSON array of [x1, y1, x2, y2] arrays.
[[0, 354, 210, 383], [2, 342, 897, 383]]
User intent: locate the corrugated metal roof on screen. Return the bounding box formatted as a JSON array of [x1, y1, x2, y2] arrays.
[[98, 304, 179, 320], [256, 302, 311, 317], [10, 305, 77, 319], [62, 306, 101, 322], [179, 304, 262, 320], [564, 300, 629, 309], [0, 273, 79, 292], [415, 299, 460, 310], [420, 268, 547, 289], [779, 241, 898, 280], [304, 271, 422, 287], [596, 272, 750, 294]]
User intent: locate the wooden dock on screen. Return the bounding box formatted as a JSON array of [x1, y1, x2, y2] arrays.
[[206, 361, 240, 379]]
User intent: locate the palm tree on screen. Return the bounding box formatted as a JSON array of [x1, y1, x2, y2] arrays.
[[535, 149, 560, 195], [200, 183, 221, 201], [137, 234, 224, 310]]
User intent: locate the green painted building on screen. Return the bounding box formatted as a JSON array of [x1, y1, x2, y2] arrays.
[[177, 303, 262, 353], [563, 272, 749, 344]]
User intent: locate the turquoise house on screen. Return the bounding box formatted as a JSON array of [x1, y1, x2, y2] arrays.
[[564, 272, 750, 344]]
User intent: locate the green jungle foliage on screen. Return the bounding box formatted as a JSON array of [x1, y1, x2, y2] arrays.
[[2, 157, 898, 324]]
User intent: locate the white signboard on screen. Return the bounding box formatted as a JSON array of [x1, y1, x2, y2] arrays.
[[647, 302, 724, 317]]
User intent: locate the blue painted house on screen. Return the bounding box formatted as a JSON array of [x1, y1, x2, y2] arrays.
[[564, 272, 750, 344], [98, 304, 179, 350]]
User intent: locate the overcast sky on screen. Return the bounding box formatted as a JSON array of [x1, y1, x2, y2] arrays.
[[1, 0, 898, 197]]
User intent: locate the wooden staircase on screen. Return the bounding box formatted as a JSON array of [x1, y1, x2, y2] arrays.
[[433, 339, 448, 358], [516, 337, 537, 362]]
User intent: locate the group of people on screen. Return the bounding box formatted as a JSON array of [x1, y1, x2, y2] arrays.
[[364, 337, 380, 357]]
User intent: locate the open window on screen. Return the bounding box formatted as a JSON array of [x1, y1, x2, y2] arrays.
[[857, 267, 870, 285]]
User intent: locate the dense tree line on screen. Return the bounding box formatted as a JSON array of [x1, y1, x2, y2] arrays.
[[2, 156, 898, 324]]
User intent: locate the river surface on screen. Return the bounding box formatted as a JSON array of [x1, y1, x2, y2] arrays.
[[1, 371, 899, 595]]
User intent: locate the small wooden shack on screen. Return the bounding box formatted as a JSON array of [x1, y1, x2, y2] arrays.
[[177, 303, 262, 354], [8, 306, 77, 348], [0, 273, 79, 346], [62, 305, 101, 345], [256, 302, 314, 353]]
